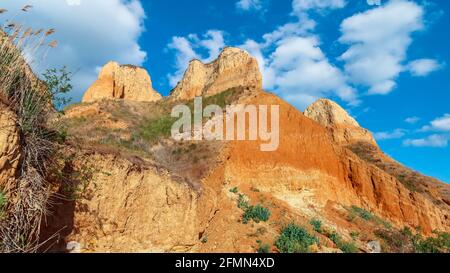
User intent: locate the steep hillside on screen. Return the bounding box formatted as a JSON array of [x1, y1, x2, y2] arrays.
[[38, 47, 450, 253]]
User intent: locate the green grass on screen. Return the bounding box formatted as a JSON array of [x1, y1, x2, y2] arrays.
[[139, 115, 178, 143], [275, 223, 319, 253], [0, 191, 7, 212], [242, 204, 271, 224]]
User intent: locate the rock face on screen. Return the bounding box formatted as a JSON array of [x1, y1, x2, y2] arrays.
[[0, 101, 21, 188], [170, 47, 262, 101], [304, 99, 376, 145], [82, 61, 162, 103]]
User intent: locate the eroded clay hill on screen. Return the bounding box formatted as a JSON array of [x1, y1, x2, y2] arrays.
[[82, 61, 162, 103], [170, 47, 262, 101], [41, 47, 450, 253]]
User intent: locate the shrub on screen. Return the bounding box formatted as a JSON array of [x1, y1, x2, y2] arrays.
[[328, 231, 358, 253], [229, 187, 238, 194], [243, 204, 271, 224], [275, 224, 319, 253], [257, 240, 271, 253], [310, 219, 322, 233], [413, 232, 450, 253], [0, 21, 72, 252]]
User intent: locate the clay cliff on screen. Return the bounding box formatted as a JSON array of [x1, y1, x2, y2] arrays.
[[82, 61, 162, 103], [0, 100, 21, 189], [169, 47, 263, 101]]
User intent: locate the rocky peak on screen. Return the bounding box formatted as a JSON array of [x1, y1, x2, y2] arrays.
[[170, 47, 263, 101], [304, 98, 377, 145], [82, 61, 162, 103]]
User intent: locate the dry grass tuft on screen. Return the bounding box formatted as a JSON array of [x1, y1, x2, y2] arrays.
[[0, 15, 62, 253]]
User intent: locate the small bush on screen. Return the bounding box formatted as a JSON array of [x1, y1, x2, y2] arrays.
[[328, 231, 358, 253], [413, 232, 450, 253], [201, 236, 208, 244], [310, 219, 322, 233], [229, 187, 238, 194], [257, 240, 271, 253], [275, 224, 318, 253], [243, 204, 271, 224]]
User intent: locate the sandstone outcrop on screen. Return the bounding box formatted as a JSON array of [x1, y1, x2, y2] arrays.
[[0, 101, 21, 188], [170, 47, 262, 101], [82, 62, 162, 103], [304, 99, 377, 145]]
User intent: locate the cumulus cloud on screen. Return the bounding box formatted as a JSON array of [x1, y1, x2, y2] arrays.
[[403, 134, 449, 148], [374, 129, 406, 141], [236, 0, 265, 12], [408, 58, 443, 77], [339, 0, 424, 95], [0, 0, 147, 101], [420, 114, 450, 132], [167, 30, 225, 87], [238, 0, 354, 109], [405, 116, 420, 124], [264, 36, 357, 109], [292, 0, 347, 14]]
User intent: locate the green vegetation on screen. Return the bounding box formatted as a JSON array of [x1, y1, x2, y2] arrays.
[[42, 66, 73, 110], [275, 223, 319, 253], [328, 232, 358, 253], [348, 206, 392, 229], [242, 204, 271, 224], [0, 191, 7, 217], [237, 193, 249, 210], [350, 231, 360, 240], [201, 236, 208, 244], [231, 190, 271, 224], [257, 240, 271, 253], [310, 219, 322, 233], [374, 226, 450, 253], [139, 116, 179, 143]]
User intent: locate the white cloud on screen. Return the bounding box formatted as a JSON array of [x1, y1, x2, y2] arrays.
[[408, 58, 443, 77], [167, 30, 225, 87], [339, 0, 424, 95], [292, 0, 346, 14], [421, 114, 450, 132], [404, 134, 449, 148], [264, 36, 357, 109], [374, 129, 406, 141], [405, 116, 420, 124], [236, 0, 264, 12], [0, 0, 146, 101]]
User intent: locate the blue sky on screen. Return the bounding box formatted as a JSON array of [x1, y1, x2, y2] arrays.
[[1, 0, 449, 182]]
